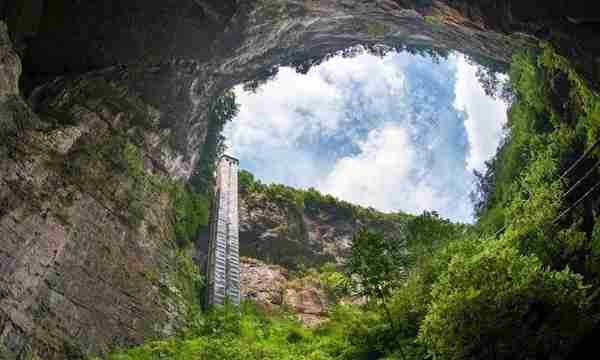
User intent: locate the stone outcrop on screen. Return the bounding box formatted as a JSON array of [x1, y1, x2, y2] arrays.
[[0, 24, 200, 360], [284, 283, 330, 327], [240, 257, 331, 326], [240, 257, 289, 310], [239, 188, 406, 269], [0, 0, 599, 358]]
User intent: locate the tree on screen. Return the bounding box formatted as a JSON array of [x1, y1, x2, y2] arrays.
[[238, 169, 255, 193], [345, 229, 408, 360], [419, 240, 593, 360], [346, 229, 406, 301], [464, 52, 513, 102], [404, 211, 464, 270], [470, 158, 499, 219]]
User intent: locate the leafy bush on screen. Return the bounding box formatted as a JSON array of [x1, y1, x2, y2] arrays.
[[170, 181, 210, 247], [419, 239, 593, 360], [404, 211, 467, 270], [102, 302, 340, 360]]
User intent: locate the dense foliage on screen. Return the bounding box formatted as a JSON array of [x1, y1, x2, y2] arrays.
[[240, 169, 411, 225], [170, 181, 210, 247], [101, 43, 600, 360], [95, 300, 416, 360], [346, 230, 406, 302], [100, 134, 211, 247], [460, 43, 600, 358], [190, 90, 239, 194]]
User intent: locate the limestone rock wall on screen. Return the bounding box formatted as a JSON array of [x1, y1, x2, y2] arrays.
[[240, 257, 289, 310], [240, 257, 331, 326], [0, 24, 199, 360], [238, 188, 406, 269]]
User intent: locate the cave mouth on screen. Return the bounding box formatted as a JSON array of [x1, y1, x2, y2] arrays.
[[225, 46, 509, 223]]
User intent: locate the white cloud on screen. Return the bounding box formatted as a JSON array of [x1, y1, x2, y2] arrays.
[[318, 120, 474, 222], [453, 55, 508, 172], [225, 52, 410, 189], [320, 124, 440, 214], [225, 51, 503, 223]]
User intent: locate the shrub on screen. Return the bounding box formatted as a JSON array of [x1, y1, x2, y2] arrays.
[[419, 240, 594, 360], [170, 181, 210, 247]]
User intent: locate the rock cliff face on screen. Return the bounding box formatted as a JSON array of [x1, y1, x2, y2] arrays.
[[239, 187, 407, 268], [0, 24, 200, 359], [0, 0, 598, 358], [233, 183, 406, 326], [240, 257, 331, 326]]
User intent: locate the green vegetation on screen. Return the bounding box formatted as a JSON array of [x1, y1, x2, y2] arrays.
[[100, 43, 600, 360], [419, 239, 592, 360], [0, 343, 8, 360], [190, 90, 239, 194], [96, 298, 431, 360], [169, 90, 239, 246], [459, 43, 600, 358], [404, 211, 468, 270], [98, 211, 464, 360], [345, 230, 405, 305], [345, 230, 409, 359], [95, 302, 338, 360], [118, 135, 210, 245], [463, 52, 512, 101], [240, 169, 411, 224], [286, 262, 350, 302], [163, 247, 204, 317], [170, 181, 210, 247], [121, 140, 149, 227]]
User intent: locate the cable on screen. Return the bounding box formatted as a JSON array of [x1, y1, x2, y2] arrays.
[[559, 136, 600, 181], [491, 180, 600, 239], [493, 225, 507, 238], [553, 179, 600, 224], [489, 137, 600, 239], [562, 158, 600, 199]]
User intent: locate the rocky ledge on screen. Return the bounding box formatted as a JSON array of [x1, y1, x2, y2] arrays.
[[240, 257, 331, 327]]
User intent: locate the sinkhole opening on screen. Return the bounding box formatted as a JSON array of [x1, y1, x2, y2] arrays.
[[222, 46, 510, 223]]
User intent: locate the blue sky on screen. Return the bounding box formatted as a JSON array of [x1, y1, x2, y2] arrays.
[[224, 50, 507, 223]]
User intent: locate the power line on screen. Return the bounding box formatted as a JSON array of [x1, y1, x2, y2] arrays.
[[559, 136, 600, 181], [489, 179, 600, 241], [553, 179, 600, 224], [489, 137, 600, 239], [562, 158, 600, 199]]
